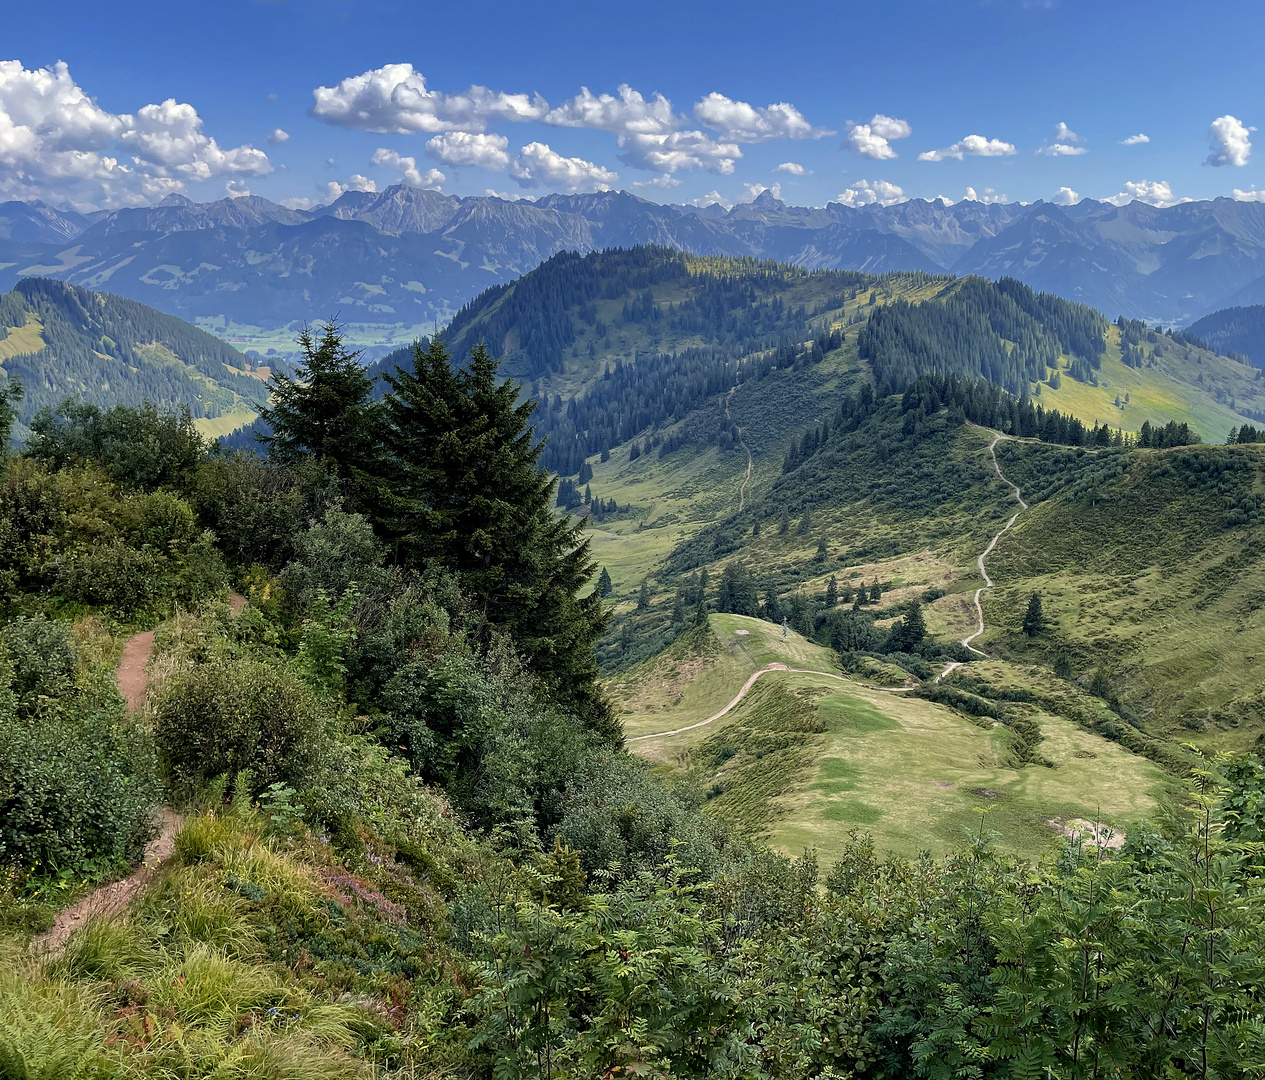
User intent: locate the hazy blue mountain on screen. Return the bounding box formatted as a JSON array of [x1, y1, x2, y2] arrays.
[[0, 201, 89, 243], [3, 187, 1265, 335]]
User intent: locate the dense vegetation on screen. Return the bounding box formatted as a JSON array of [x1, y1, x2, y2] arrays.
[[0, 278, 264, 429], [858, 277, 1108, 396], [1187, 303, 1265, 367]]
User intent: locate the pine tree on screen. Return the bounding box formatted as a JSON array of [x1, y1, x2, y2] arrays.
[[382, 338, 613, 736], [779, 505, 791, 535], [888, 602, 926, 652], [597, 566, 613, 598], [1022, 591, 1045, 637], [671, 591, 685, 624], [259, 322, 385, 501], [870, 580, 882, 604], [0, 378, 23, 450], [797, 508, 812, 535], [825, 575, 838, 607], [752, 520, 761, 537], [814, 538, 828, 562], [637, 578, 651, 611]]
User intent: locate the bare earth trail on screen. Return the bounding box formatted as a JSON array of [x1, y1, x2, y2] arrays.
[[626, 663, 911, 744], [33, 592, 247, 953], [627, 432, 1028, 743], [725, 386, 754, 513], [961, 432, 1028, 658]]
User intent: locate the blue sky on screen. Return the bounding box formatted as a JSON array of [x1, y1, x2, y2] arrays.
[[3, 0, 1263, 211]]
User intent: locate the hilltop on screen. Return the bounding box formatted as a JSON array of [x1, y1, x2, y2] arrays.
[[0, 278, 265, 439]]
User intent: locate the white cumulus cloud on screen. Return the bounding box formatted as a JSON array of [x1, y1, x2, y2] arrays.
[[371, 147, 444, 189], [775, 161, 806, 175], [962, 186, 1008, 204], [1103, 179, 1180, 207], [1037, 123, 1087, 158], [424, 131, 510, 170], [0, 60, 272, 209], [1120, 133, 1149, 146], [845, 114, 912, 160], [1205, 115, 1252, 167], [693, 93, 827, 141], [545, 84, 675, 136], [631, 174, 681, 189], [835, 179, 906, 207], [1232, 187, 1265, 202], [546, 84, 739, 173], [267, 128, 290, 146], [311, 63, 547, 134], [509, 142, 617, 192], [1050, 186, 1080, 205], [918, 134, 1016, 161], [688, 190, 733, 209]]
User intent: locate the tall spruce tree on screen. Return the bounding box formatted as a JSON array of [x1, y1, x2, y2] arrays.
[[0, 378, 22, 450], [1023, 592, 1045, 637], [259, 324, 385, 500], [383, 337, 613, 737]]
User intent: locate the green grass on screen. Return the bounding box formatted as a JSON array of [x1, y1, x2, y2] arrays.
[[983, 440, 1265, 750], [1037, 325, 1265, 442], [616, 614, 1166, 862]]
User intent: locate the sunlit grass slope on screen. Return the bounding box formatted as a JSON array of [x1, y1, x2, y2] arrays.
[[614, 615, 1166, 862]]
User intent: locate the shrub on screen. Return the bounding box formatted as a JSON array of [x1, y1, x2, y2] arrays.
[[0, 666, 160, 871], [1, 616, 77, 714], [57, 541, 160, 615], [153, 659, 329, 795]]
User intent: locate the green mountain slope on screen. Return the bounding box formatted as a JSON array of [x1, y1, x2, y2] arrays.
[[983, 439, 1265, 751], [0, 277, 265, 439], [1187, 304, 1265, 368]]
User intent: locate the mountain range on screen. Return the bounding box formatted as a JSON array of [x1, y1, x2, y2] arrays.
[[5, 188, 1265, 342]]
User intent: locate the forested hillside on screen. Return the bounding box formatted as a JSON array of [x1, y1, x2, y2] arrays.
[[0, 278, 265, 438], [384, 248, 1265, 484], [1187, 304, 1265, 368]]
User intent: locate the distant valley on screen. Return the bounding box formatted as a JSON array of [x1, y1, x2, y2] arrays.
[[6, 187, 1265, 349]]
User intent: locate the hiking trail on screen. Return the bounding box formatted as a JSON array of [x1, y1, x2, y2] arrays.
[[725, 386, 753, 513], [32, 592, 248, 954]]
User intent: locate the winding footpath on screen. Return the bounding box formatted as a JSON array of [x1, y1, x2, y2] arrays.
[[725, 386, 754, 513], [626, 430, 1028, 744], [33, 593, 247, 954], [961, 433, 1028, 657]]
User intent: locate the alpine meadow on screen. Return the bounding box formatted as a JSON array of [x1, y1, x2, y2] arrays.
[[4, 5, 1265, 1076]]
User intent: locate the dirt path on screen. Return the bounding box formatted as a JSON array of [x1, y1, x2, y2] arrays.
[[32, 593, 249, 954], [116, 630, 156, 713], [725, 386, 754, 513], [627, 662, 911, 744], [628, 431, 1028, 742], [961, 432, 1028, 659], [31, 808, 182, 955]]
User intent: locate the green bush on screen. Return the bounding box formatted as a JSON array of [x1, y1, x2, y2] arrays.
[[0, 662, 160, 871], [0, 616, 77, 715], [153, 659, 329, 795], [57, 541, 159, 614]]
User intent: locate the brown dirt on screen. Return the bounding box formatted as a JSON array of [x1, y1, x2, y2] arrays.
[[116, 630, 155, 712], [31, 807, 182, 955]]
